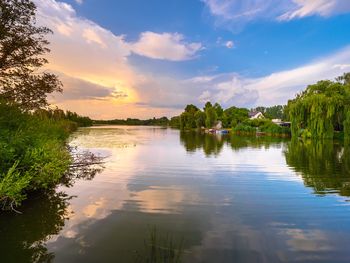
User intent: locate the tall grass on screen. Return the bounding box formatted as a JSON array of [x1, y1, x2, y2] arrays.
[[135, 227, 184, 263], [0, 102, 76, 210]]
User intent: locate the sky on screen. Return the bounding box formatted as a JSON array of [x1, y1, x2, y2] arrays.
[[34, 0, 350, 119]]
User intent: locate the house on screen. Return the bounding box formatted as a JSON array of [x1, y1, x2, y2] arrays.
[[214, 120, 222, 129], [272, 119, 291, 127], [272, 119, 282, 125], [248, 111, 264, 119]]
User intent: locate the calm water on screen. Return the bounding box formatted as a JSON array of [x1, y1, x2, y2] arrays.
[[2, 126, 350, 263]]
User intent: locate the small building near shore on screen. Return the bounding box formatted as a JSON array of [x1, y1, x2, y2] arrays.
[[272, 119, 291, 127], [249, 111, 264, 119], [214, 120, 222, 130]]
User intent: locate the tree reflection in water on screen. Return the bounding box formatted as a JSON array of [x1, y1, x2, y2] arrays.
[[0, 190, 70, 262], [180, 131, 350, 197], [180, 131, 285, 156], [0, 150, 104, 263], [180, 131, 225, 157], [284, 139, 350, 197]]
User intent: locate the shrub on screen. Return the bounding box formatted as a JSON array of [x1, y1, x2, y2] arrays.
[[0, 102, 74, 209]]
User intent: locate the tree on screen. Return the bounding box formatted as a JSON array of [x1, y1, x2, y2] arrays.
[[336, 72, 350, 85], [205, 107, 217, 128], [180, 104, 199, 130], [286, 75, 350, 139], [214, 102, 223, 119], [195, 111, 206, 128], [184, 104, 199, 114], [223, 106, 249, 128], [0, 0, 62, 110], [203, 101, 212, 112]]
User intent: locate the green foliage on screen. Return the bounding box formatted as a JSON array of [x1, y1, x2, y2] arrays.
[[0, 0, 62, 110], [213, 103, 223, 118], [344, 111, 350, 142], [224, 106, 249, 128], [233, 123, 256, 134], [180, 112, 196, 130], [169, 116, 180, 128], [285, 139, 350, 196], [94, 117, 169, 126], [255, 105, 285, 120], [205, 106, 217, 128], [179, 104, 201, 130], [194, 111, 206, 128], [177, 102, 249, 130], [184, 104, 199, 114], [286, 76, 350, 139], [0, 102, 74, 209], [0, 162, 30, 208], [233, 119, 291, 136]]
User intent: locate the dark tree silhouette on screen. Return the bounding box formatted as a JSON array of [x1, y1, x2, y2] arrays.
[[0, 0, 62, 110]]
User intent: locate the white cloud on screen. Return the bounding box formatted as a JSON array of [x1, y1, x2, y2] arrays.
[[33, 0, 350, 119], [202, 0, 350, 30], [225, 40, 234, 49], [75, 0, 83, 4], [33, 0, 203, 118], [130, 32, 203, 61], [279, 0, 350, 21], [82, 28, 107, 48], [190, 46, 350, 108]]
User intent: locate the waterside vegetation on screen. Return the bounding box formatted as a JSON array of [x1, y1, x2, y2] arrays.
[[0, 0, 93, 210]]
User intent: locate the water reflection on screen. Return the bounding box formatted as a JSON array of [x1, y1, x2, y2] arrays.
[[3, 127, 350, 263], [284, 139, 350, 197], [180, 131, 225, 156], [0, 191, 70, 263], [180, 131, 287, 156]]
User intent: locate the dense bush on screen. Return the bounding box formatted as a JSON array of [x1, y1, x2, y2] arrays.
[[233, 119, 290, 136], [0, 102, 75, 209]]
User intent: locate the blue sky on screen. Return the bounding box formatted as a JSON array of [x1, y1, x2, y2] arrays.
[[35, 0, 350, 119]]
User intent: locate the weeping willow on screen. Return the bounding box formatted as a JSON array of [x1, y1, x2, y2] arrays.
[[287, 76, 350, 140]]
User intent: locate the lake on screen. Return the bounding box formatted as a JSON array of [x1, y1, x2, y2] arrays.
[[2, 125, 350, 263]]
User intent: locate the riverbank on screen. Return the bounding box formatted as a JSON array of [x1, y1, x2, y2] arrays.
[[0, 103, 81, 211]]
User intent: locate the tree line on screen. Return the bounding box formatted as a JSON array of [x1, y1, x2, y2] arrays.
[[169, 101, 286, 132], [94, 117, 169, 126]]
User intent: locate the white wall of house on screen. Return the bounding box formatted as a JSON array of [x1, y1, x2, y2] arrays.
[[250, 112, 264, 119]]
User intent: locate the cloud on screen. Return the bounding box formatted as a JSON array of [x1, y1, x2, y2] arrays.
[[75, 0, 83, 4], [50, 73, 127, 102], [190, 46, 350, 108], [33, 0, 203, 118], [278, 0, 350, 21], [202, 0, 350, 30], [225, 40, 234, 49], [82, 28, 107, 48], [130, 32, 203, 61], [33, 0, 350, 119]]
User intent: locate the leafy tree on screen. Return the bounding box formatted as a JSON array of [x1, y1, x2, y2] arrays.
[[179, 104, 200, 130], [336, 72, 350, 85], [205, 107, 217, 128], [203, 101, 212, 112], [195, 111, 206, 128], [184, 104, 199, 114], [255, 105, 285, 119], [169, 116, 180, 128], [0, 0, 62, 110], [214, 102, 223, 119], [223, 106, 249, 128], [286, 75, 350, 139]]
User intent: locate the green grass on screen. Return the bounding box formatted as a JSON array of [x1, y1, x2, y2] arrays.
[[0, 102, 76, 210]]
